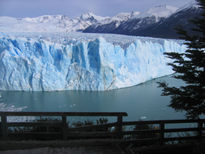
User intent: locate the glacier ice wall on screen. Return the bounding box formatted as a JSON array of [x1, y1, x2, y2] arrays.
[[0, 32, 186, 91]]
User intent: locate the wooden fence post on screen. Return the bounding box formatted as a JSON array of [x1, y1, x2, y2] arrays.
[[117, 115, 123, 139], [198, 120, 203, 142], [160, 122, 165, 145], [62, 116, 67, 140], [1, 115, 8, 140]]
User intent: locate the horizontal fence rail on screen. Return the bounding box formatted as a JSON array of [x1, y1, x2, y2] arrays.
[[0, 112, 204, 144], [0, 112, 128, 116], [0, 111, 127, 140], [121, 119, 205, 144]]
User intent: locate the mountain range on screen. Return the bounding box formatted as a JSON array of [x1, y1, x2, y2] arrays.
[[0, 3, 201, 39], [84, 3, 201, 38]]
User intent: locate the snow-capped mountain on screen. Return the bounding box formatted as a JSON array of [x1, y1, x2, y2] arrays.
[[0, 11, 140, 33], [0, 3, 201, 39], [139, 5, 178, 18], [84, 3, 201, 39], [0, 13, 108, 33], [79, 12, 108, 22], [133, 3, 201, 38], [0, 5, 179, 34], [83, 5, 178, 35]]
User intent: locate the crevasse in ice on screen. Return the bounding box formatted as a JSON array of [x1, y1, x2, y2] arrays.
[[0, 32, 186, 91]]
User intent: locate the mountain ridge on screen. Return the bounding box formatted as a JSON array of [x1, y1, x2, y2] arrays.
[[0, 3, 200, 39], [84, 3, 201, 39]]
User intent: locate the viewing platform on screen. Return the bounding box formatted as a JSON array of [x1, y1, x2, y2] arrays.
[[0, 111, 205, 153]]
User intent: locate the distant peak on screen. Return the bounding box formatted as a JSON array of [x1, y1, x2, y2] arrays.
[[113, 12, 131, 20], [131, 11, 140, 17], [176, 1, 200, 12], [80, 12, 95, 19], [80, 12, 108, 21], [112, 11, 140, 21], [147, 5, 178, 18], [137, 5, 178, 18]]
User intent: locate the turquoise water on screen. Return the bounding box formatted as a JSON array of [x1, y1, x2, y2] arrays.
[[0, 75, 186, 121]]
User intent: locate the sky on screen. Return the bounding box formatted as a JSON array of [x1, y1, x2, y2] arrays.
[[0, 0, 195, 18]]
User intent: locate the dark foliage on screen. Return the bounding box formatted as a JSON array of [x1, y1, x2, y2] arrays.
[[158, 0, 205, 119]]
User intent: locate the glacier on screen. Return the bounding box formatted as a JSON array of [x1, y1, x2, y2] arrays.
[[0, 32, 186, 91]]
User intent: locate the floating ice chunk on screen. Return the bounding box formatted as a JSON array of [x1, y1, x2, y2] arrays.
[[140, 116, 147, 120]]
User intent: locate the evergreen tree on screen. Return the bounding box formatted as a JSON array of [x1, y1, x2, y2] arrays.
[[158, 0, 205, 119]]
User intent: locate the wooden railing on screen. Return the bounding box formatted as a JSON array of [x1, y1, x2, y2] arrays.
[[0, 112, 127, 140], [121, 119, 205, 144], [0, 112, 204, 144]]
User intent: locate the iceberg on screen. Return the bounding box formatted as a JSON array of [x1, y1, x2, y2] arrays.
[[0, 32, 186, 91]]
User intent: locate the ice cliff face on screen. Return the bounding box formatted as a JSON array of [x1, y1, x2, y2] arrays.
[[0, 32, 186, 91]]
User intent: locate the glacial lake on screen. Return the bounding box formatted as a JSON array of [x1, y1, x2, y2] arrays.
[[0, 75, 187, 121]]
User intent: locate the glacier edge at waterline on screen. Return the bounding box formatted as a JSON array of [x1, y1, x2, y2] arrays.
[[0, 32, 186, 91]]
